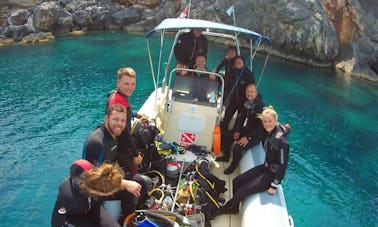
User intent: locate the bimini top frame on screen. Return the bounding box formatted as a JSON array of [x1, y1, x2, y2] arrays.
[[145, 18, 272, 93]]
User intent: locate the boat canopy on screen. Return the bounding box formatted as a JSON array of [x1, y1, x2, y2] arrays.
[[146, 18, 272, 46]]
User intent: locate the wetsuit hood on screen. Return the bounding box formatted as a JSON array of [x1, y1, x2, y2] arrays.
[[70, 159, 93, 192], [70, 159, 93, 178]]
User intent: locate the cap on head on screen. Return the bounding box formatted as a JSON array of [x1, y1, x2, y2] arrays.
[[70, 159, 93, 177]]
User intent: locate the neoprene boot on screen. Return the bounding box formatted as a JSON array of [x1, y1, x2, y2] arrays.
[[223, 164, 237, 174], [221, 202, 239, 214]]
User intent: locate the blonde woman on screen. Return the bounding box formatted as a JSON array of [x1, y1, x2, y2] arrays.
[[216, 106, 290, 215], [51, 160, 140, 227]]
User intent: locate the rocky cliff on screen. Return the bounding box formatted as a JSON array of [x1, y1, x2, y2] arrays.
[[0, 0, 377, 83]]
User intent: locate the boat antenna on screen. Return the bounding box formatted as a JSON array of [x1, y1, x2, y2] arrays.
[[226, 5, 240, 52], [188, 0, 192, 19]]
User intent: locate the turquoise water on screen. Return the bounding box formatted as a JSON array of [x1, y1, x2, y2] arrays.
[[0, 32, 377, 227]]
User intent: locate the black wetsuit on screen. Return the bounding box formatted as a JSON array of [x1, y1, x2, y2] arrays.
[[222, 94, 265, 161], [214, 56, 235, 97], [106, 88, 139, 161], [106, 89, 152, 208], [83, 124, 118, 165], [82, 125, 137, 218], [225, 124, 290, 210], [51, 162, 119, 227], [221, 66, 255, 130], [174, 31, 208, 68]]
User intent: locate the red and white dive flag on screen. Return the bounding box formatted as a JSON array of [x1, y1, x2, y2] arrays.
[[178, 7, 188, 19]]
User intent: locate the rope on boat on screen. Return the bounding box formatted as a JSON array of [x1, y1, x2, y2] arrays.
[[256, 53, 270, 88]]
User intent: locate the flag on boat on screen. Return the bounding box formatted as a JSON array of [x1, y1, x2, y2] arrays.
[[178, 7, 188, 19], [226, 5, 234, 16]]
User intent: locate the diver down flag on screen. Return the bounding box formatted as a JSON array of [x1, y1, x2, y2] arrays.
[[180, 132, 196, 146], [178, 7, 188, 19]]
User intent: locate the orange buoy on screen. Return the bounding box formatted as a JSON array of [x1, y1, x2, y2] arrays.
[[213, 125, 221, 155]]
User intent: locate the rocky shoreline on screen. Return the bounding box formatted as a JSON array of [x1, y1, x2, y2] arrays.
[[1, 0, 377, 83]]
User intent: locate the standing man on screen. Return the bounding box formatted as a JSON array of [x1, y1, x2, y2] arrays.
[[83, 103, 141, 221], [106, 67, 151, 208], [174, 29, 208, 69]]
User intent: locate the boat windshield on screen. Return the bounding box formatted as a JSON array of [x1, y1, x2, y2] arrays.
[[172, 74, 219, 107]]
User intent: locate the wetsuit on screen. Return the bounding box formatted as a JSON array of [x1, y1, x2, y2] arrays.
[[106, 88, 139, 160], [82, 125, 137, 218], [83, 124, 118, 165], [174, 31, 208, 68], [222, 94, 265, 161], [106, 88, 152, 208], [215, 57, 236, 103], [224, 124, 290, 210], [51, 160, 119, 227], [221, 66, 255, 130]]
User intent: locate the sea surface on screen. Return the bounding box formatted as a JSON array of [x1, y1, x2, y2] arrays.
[[0, 32, 377, 227]]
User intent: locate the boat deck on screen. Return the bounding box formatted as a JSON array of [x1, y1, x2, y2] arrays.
[[210, 160, 241, 226], [169, 150, 241, 226]]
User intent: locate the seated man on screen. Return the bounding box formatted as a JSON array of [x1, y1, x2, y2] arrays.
[[217, 83, 265, 174], [82, 104, 141, 220], [106, 67, 151, 208]]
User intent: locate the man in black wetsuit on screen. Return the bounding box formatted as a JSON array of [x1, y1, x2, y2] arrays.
[[221, 55, 255, 131], [174, 29, 208, 69], [51, 160, 141, 227], [83, 104, 141, 220], [106, 67, 151, 208], [217, 83, 265, 169]]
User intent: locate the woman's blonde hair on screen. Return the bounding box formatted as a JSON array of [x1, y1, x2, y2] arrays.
[[117, 67, 136, 80], [80, 162, 125, 196], [258, 105, 279, 121]]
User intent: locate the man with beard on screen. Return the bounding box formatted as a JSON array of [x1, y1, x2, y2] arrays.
[[106, 67, 151, 209], [83, 103, 141, 222]]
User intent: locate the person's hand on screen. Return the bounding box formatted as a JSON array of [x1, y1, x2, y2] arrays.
[[209, 73, 216, 80], [133, 154, 143, 165], [266, 187, 276, 195], [121, 180, 141, 197], [176, 63, 184, 69], [237, 136, 249, 147], [233, 132, 240, 141]]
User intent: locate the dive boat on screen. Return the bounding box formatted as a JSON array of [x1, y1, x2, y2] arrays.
[[129, 18, 294, 227]]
